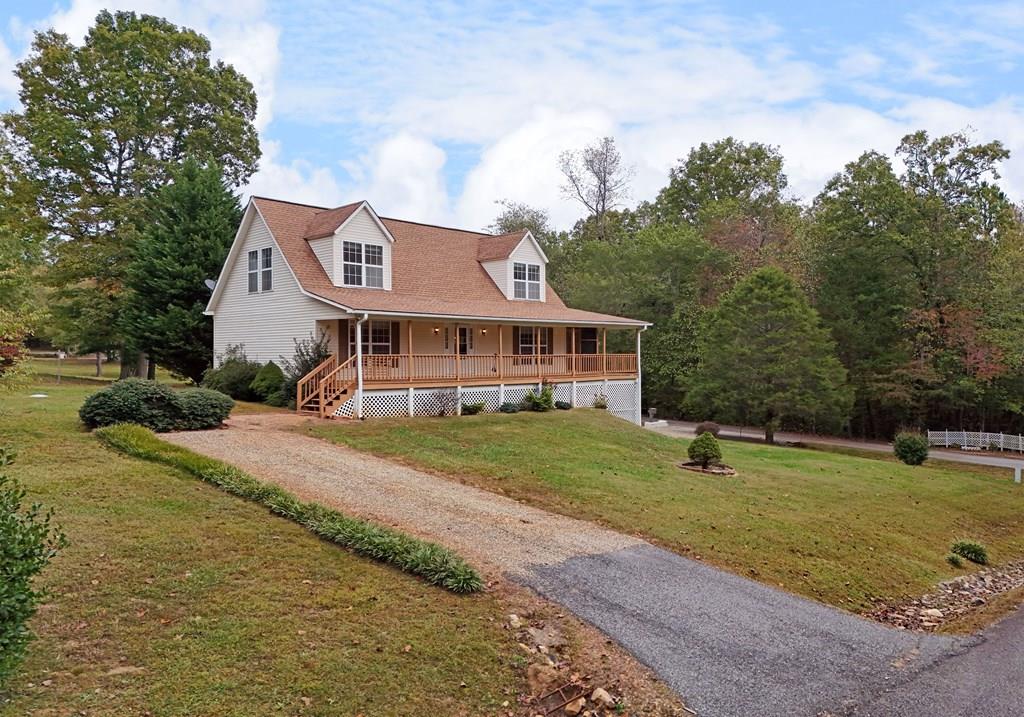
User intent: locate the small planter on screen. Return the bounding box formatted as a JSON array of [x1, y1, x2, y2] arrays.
[[678, 461, 737, 476]]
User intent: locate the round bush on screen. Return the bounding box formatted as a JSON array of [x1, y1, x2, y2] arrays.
[[688, 431, 723, 468], [202, 358, 261, 401], [250, 361, 285, 403], [79, 379, 183, 432], [893, 432, 929, 465], [951, 539, 988, 565], [177, 388, 234, 430], [695, 420, 721, 437]]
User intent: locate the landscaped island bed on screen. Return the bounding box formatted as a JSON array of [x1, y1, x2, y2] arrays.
[[0, 384, 523, 715], [306, 410, 1024, 613]]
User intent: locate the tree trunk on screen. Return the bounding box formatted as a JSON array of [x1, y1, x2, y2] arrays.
[[147, 358, 156, 380], [119, 348, 140, 378], [95, 352, 102, 377], [136, 352, 150, 379], [764, 423, 775, 444]]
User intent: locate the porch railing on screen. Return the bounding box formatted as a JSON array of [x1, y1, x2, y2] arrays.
[[359, 352, 637, 384]]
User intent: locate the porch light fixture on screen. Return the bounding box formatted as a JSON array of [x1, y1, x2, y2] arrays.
[[480, 328, 487, 335], [433, 326, 440, 334]]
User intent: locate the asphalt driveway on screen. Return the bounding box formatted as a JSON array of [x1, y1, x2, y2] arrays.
[[166, 414, 1019, 717]]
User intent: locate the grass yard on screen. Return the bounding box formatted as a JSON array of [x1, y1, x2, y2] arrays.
[[26, 357, 178, 384], [305, 410, 1024, 613], [0, 383, 525, 716]]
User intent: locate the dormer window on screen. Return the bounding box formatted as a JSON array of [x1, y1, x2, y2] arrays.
[[343, 240, 384, 288], [514, 262, 541, 300]]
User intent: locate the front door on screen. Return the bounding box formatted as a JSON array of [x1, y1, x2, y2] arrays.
[[457, 326, 474, 355]]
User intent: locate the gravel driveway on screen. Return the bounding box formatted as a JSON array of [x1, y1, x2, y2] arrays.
[[164, 414, 993, 717]]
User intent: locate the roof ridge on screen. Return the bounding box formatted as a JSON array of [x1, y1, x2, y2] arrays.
[[251, 195, 330, 211], [312, 200, 364, 216], [380, 215, 494, 237]]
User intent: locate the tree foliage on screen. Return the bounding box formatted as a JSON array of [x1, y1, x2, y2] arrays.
[[688, 267, 851, 442], [4, 10, 259, 368], [122, 158, 241, 383], [559, 137, 634, 240]]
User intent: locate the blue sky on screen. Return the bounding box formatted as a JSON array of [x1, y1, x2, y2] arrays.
[[1, 1, 1022, 229]]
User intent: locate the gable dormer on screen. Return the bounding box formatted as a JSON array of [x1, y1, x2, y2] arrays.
[[478, 230, 548, 302], [305, 201, 395, 290]]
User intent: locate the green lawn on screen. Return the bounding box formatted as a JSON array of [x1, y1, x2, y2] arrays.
[[26, 357, 178, 384], [0, 383, 525, 716], [305, 410, 1024, 613]]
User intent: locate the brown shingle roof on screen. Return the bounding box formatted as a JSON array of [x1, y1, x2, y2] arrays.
[[250, 197, 646, 326], [303, 201, 363, 240], [477, 230, 528, 261]]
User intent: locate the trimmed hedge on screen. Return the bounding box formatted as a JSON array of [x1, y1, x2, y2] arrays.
[[80, 379, 183, 432], [79, 380, 233, 432], [95, 424, 483, 593], [176, 389, 235, 431], [201, 346, 261, 401], [461, 402, 485, 416], [688, 431, 723, 468]]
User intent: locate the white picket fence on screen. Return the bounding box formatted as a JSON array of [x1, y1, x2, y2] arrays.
[[928, 430, 1024, 453]]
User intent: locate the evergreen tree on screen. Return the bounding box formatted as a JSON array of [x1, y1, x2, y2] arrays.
[[123, 159, 241, 383], [689, 267, 851, 442]]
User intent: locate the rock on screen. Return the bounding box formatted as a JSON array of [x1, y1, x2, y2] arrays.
[[508, 613, 524, 629], [563, 697, 586, 715], [526, 663, 560, 695], [921, 608, 943, 618], [590, 687, 615, 708], [527, 625, 567, 649]]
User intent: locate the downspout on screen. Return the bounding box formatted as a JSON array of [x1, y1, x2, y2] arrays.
[[355, 313, 369, 419], [635, 325, 648, 425]]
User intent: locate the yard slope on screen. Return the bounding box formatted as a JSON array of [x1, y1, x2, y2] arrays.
[[0, 384, 523, 716], [305, 410, 1024, 612]]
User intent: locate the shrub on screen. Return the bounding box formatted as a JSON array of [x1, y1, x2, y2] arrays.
[[280, 334, 332, 406], [688, 431, 723, 469], [176, 388, 234, 430], [499, 402, 520, 414], [250, 361, 284, 404], [946, 553, 964, 568], [0, 449, 67, 687], [554, 400, 571, 410], [593, 393, 608, 409], [95, 425, 483, 593], [523, 385, 555, 412], [951, 539, 988, 565], [461, 402, 485, 416], [79, 378, 184, 432], [201, 345, 261, 401], [893, 432, 929, 465], [695, 421, 721, 437]]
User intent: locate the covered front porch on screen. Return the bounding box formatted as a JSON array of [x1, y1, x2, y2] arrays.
[[298, 316, 642, 418]]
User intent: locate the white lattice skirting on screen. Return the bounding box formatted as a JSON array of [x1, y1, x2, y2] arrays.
[[334, 379, 640, 424]]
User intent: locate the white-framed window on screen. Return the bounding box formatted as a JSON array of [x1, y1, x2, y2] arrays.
[[247, 248, 273, 293], [513, 326, 552, 355], [247, 250, 259, 293], [513, 262, 541, 300], [342, 241, 384, 288], [261, 247, 273, 291], [348, 320, 397, 355]]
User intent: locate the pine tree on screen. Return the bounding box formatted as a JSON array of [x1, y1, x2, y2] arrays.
[[123, 159, 241, 383], [689, 267, 851, 443]]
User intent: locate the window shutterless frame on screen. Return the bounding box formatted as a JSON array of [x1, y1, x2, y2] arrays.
[[513, 261, 541, 300], [260, 247, 273, 291], [247, 250, 259, 293], [342, 241, 384, 288]]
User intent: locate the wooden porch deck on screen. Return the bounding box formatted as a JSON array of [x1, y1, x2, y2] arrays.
[[297, 352, 638, 416]]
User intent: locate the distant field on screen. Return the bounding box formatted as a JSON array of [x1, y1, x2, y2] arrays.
[[26, 356, 179, 384], [307, 410, 1024, 614]]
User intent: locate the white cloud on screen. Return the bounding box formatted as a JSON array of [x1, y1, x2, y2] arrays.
[[0, 36, 18, 101], [341, 133, 450, 223], [243, 140, 343, 208]]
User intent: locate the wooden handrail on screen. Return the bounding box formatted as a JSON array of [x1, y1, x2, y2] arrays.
[[317, 355, 358, 418], [297, 354, 337, 412]]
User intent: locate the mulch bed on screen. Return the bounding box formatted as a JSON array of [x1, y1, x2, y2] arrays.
[[868, 560, 1024, 631], [678, 461, 737, 476]]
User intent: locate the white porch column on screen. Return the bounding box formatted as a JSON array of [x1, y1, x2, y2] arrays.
[[635, 326, 645, 425], [355, 314, 367, 419]]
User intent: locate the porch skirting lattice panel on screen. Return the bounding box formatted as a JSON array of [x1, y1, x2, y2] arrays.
[[333, 379, 640, 424]]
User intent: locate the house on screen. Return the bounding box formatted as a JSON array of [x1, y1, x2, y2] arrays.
[[205, 197, 649, 421]]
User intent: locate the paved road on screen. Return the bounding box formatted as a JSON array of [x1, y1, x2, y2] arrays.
[[170, 415, 1021, 717], [650, 420, 1024, 473]]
